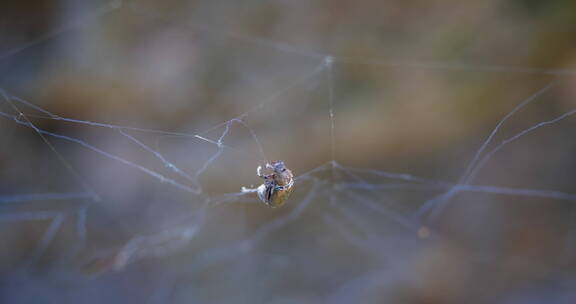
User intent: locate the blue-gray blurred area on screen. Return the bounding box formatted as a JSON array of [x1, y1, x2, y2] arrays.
[[2, 0, 576, 303]]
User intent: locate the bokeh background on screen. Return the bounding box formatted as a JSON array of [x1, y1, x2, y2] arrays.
[[2, 0, 576, 303]]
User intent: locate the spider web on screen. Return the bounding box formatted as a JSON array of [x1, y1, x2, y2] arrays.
[[2, 0, 576, 303]]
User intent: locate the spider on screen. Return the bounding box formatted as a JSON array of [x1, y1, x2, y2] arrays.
[[241, 161, 294, 208]]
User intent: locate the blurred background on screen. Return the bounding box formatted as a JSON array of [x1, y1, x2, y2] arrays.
[[2, 0, 576, 303]]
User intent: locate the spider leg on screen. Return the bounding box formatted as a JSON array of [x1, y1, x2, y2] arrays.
[[241, 186, 258, 193]]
